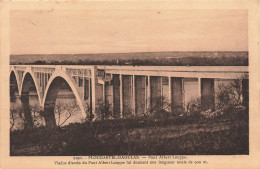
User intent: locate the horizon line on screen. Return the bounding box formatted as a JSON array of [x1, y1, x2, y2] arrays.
[[10, 50, 249, 56]]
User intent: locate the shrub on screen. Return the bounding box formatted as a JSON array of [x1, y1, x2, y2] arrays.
[[186, 98, 201, 116], [95, 100, 114, 120], [216, 74, 248, 113]]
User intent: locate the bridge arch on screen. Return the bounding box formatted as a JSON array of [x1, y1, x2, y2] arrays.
[[10, 67, 20, 90], [20, 71, 42, 105], [10, 70, 19, 102], [42, 70, 86, 127]]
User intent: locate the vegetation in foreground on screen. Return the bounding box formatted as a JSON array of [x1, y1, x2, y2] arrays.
[[10, 109, 248, 156]]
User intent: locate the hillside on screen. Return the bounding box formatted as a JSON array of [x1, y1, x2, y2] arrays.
[[10, 51, 248, 66]]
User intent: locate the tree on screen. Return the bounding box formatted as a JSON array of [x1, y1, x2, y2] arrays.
[[55, 101, 80, 127], [30, 104, 45, 127], [216, 74, 248, 113], [10, 105, 20, 130], [95, 100, 114, 121], [10, 104, 44, 130]]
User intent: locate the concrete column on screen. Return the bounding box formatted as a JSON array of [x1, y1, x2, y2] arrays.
[[39, 72, 42, 87], [42, 73, 44, 96], [168, 77, 172, 109], [111, 75, 114, 108], [112, 74, 120, 118], [160, 76, 163, 99], [88, 78, 91, 103], [242, 79, 249, 109], [144, 77, 147, 110], [102, 83, 105, 101], [77, 76, 80, 87], [105, 81, 113, 106], [182, 78, 185, 109], [198, 77, 201, 98], [132, 75, 136, 115], [42, 79, 61, 128], [122, 75, 133, 117], [82, 76, 85, 100], [147, 75, 151, 110], [201, 78, 215, 111], [21, 92, 33, 129], [43, 72, 45, 92], [45, 73, 48, 90], [91, 66, 96, 117], [150, 76, 162, 109], [135, 76, 146, 115], [43, 105, 57, 129], [119, 74, 123, 118], [172, 77, 184, 112], [89, 78, 93, 118]]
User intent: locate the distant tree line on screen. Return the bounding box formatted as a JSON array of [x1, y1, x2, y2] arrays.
[[13, 56, 248, 66]]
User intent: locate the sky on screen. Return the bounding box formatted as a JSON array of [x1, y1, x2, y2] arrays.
[[10, 10, 248, 54]]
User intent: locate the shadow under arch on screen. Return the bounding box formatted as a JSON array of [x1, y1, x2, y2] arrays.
[[42, 73, 86, 128], [20, 71, 42, 105], [10, 71, 19, 102], [20, 72, 41, 129]]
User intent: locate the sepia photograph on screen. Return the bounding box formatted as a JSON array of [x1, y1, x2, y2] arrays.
[[8, 8, 250, 156]]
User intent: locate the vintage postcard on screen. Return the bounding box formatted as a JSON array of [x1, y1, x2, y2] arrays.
[[0, 0, 259, 169]]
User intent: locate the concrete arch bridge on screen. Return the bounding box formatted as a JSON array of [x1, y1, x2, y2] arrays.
[[10, 65, 249, 128]]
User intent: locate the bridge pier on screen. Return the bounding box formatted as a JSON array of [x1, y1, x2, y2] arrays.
[[201, 78, 215, 111], [150, 76, 162, 110], [112, 74, 121, 118], [171, 77, 184, 112], [21, 92, 34, 129], [135, 76, 146, 115], [242, 79, 249, 109], [168, 76, 172, 108], [105, 81, 113, 107], [122, 75, 133, 117], [43, 78, 63, 128], [132, 75, 136, 115], [42, 104, 57, 128]]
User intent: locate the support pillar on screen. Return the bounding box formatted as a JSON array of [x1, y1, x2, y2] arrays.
[[135, 76, 146, 115], [91, 67, 96, 118], [89, 78, 93, 118], [242, 79, 249, 110], [111, 75, 114, 108], [198, 77, 201, 98], [119, 74, 123, 118], [82, 76, 85, 100], [201, 78, 215, 111], [112, 74, 120, 118], [146, 76, 151, 110], [132, 75, 136, 115], [122, 75, 132, 117], [41, 72, 44, 96], [43, 104, 57, 129], [105, 81, 113, 106], [172, 77, 184, 112], [168, 76, 172, 105], [21, 92, 33, 129], [150, 76, 162, 109], [160, 76, 163, 99], [102, 83, 105, 102], [43, 72, 45, 91]]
